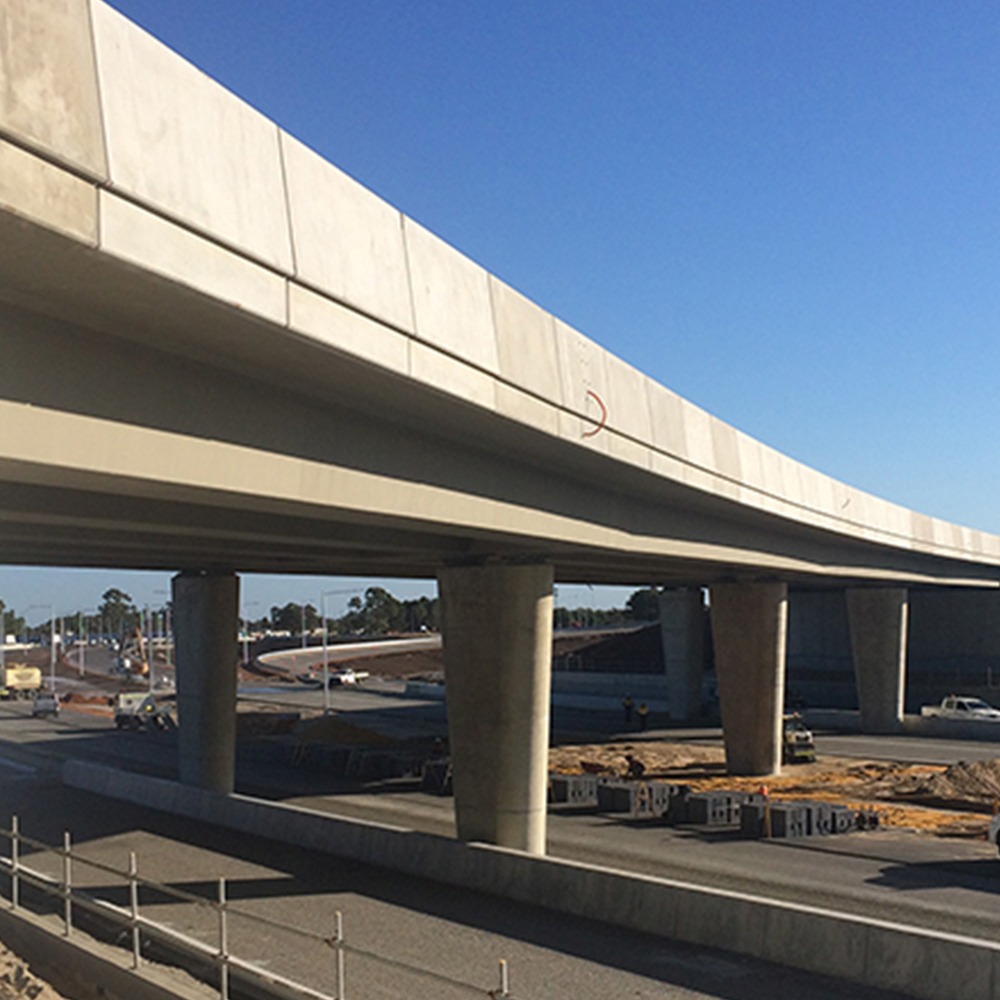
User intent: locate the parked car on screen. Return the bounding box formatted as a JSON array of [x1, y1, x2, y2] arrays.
[[328, 668, 368, 686], [920, 696, 1000, 721], [31, 691, 60, 718]]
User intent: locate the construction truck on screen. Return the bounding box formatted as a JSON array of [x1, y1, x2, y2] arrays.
[[0, 665, 43, 699], [782, 713, 816, 764], [115, 625, 150, 677], [113, 692, 174, 731]]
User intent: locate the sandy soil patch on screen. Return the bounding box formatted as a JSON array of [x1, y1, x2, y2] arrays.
[[550, 740, 999, 837], [0, 941, 66, 999]]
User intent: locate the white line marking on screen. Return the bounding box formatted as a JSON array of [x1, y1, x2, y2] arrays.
[[0, 756, 36, 776]]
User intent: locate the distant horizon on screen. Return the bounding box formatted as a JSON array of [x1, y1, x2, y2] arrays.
[[0, 566, 636, 627]]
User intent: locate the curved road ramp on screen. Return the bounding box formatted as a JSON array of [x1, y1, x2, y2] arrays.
[[63, 760, 1000, 1000]]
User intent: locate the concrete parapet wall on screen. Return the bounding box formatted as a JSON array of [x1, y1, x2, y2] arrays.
[[401, 675, 672, 713], [903, 714, 1000, 742], [807, 708, 1000, 744], [63, 760, 1000, 1000]]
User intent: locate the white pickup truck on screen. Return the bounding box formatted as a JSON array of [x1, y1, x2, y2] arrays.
[[920, 695, 1000, 721]]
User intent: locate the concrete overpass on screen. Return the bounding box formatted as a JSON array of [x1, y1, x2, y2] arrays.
[[2, 0, 999, 853]]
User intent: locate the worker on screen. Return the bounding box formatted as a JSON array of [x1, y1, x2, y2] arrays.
[[624, 754, 646, 780], [637, 702, 650, 731], [622, 694, 634, 726]]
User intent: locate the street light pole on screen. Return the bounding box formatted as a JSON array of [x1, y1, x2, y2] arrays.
[[49, 611, 56, 692], [144, 605, 155, 694], [77, 611, 84, 677], [153, 589, 171, 670], [24, 604, 55, 690], [321, 591, 334, 714], [241, 602, 259, 668], [319, 588, 363, 714]]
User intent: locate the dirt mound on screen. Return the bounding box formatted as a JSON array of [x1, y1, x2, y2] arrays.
[[236, 711, 300, 738], [891, 758, 1000, 811], [553, 625, 662, 672], [552, 741, 724, 779], [345, 648, 442, 680], [294, 715, 393, 746], [342, 628, 653, 680]]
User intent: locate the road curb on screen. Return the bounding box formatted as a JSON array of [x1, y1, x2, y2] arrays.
[[0, 906, 215, 1000]]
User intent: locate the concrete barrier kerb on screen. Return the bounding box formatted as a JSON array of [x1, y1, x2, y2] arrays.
[[62, 759, 1000, 1000], [0, 905, 215, 1000]]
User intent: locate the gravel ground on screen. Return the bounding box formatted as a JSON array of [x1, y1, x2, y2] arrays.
[[0, 942, 65, 1000]]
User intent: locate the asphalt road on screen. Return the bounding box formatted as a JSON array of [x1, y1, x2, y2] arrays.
[[2, 689, 1000, 950], [0, 740, 913, 1000], [6, 648, 1000, 986]]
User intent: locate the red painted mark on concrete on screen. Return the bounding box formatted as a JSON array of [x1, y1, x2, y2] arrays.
[[582, 389, 607, 438]]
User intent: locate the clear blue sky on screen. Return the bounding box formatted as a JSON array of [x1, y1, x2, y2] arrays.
[[4, 1, 999, 622]]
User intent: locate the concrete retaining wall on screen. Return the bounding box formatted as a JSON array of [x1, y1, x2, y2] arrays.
[[63, 760, 1000, 1000], [904, 714, 1000, 742], [0, 906, 214, 1000], [807, 708, 1000, 743], [403, 674, 671, 713]]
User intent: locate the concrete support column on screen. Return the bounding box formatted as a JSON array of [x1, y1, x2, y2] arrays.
[[658, 588, 705, 721], [710, 581, 788, 776], [437, 562, 554, 855], [172, 571, 239, 793], [847, 588, 908, 733]]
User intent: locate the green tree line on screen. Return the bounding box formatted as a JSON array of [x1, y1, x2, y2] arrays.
[[2, 584, 663, 645]]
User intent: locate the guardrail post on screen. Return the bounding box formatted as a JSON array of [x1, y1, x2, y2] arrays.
[[335, 909, 346, 1000], [218, 877, 229, 1000], [10, 817, 19, 911], [129, 851, 141, 968], [62, 831, 72, 935], [498, 958, 510, 997]]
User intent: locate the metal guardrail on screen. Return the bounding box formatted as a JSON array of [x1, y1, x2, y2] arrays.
[[0, 818, 516, 999]]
